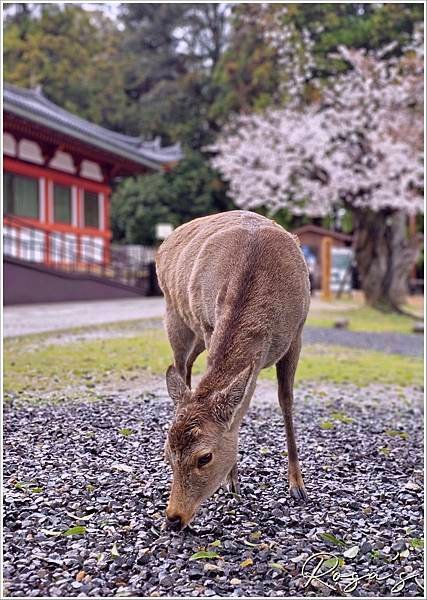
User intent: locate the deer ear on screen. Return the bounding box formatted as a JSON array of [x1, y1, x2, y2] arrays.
[[215, 363, 254, 429], [166, 365, 188, 406]]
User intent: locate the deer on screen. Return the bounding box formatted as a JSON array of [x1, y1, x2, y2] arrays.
[[155, 210, 310, 532]]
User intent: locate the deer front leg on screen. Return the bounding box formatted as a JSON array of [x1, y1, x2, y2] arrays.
[[221, 463, 240, 495], [226, 463, 240, 495], [185, 338, 205, 389], [276, 336, 307, 502]]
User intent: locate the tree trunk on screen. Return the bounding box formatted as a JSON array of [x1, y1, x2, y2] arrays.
[[352, 208, 419, 312]]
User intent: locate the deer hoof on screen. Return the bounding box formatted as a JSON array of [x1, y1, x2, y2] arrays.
[[290, 485, 308, 502], [221, 479, 240, 495], [229, 480, 241, 495]]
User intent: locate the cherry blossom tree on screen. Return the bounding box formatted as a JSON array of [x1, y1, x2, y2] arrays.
[[210, 30, 424, 311]]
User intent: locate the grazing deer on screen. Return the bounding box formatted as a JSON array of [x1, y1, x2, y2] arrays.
[[156, 210, 310, 531]]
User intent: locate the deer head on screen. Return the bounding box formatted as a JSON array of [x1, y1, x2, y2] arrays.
[[163, 363, 254, 531]]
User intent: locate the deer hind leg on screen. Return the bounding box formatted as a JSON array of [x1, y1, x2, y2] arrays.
[[165, 306, 196, 383], [276, 333, 307, 502]]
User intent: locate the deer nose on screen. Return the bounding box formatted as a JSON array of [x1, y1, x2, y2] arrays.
[[165, 514, 183, 532]]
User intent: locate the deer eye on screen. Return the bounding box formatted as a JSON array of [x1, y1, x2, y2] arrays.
[[197, 453, 213, 468]]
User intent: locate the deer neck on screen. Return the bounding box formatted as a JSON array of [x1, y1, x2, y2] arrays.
[[197, 302, 265, 397]]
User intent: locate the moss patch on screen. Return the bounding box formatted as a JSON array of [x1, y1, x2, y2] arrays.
[[261, 343, 422, 387]]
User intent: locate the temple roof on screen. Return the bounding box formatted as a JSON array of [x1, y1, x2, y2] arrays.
[[4, 83, 182, 171]]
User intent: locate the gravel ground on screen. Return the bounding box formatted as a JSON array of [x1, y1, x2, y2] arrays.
[[302, 328, 424, 358], [3, 384, 424, 598]]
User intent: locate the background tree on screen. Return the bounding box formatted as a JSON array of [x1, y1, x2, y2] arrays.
[[118, 2, 230, 145], [3, 3, 133, 132], [111, 152, 232, 245], [210, 35, 424, 311], [110, 3, 234, 233], [211, 2, 423, 121]]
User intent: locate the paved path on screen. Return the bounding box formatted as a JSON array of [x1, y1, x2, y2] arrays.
[[303, 327, 423, 358], [4, 297, 423, 357], [3, 298, 166, 338], [4, 296, 351, 338]]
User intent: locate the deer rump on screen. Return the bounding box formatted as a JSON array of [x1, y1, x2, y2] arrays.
[[156, 210, 310, 373]]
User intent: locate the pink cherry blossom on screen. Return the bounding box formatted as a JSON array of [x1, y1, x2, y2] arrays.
[[210, 25, 424, 217]]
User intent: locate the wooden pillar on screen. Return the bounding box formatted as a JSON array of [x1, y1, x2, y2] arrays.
[[76, 188, 83, 264], [44, 178, 51, 265], [321, 236, 333, 301], [103, 189, 111, 265]]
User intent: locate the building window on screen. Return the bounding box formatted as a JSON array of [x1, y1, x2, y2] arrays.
[[53, 183, 72, 224], [83, 190, 99, 228], [4, 171, 39, 219]]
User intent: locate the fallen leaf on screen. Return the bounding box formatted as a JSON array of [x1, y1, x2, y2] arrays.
[[14, 482, 27, 490], [118, 428, 134, 437], [329, 411, 353, 424], [385, 429, 408, 440], [240, 558, 253, 568], [112, 463, 133, 473], [323, 557, 345, 569], [404, 481, 420, 491], [409, 538, 424, 550], [111, 542, 120, 557], [40, 528, 63, 537], [319, 532, 346, 547], [63, 526, 86, 536], [243, 540, 259, 547], [291, 553, 308, 563], [204, 563, 222, 572], [76, 570, 86, 582], [343, 545, 359, 558], [189, 551, 220, 561], [66, 512, 94, 521]]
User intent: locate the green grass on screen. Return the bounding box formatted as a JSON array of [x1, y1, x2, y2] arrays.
[[262, 343, 423, 387], [307, 305, 421, 334], [4, 329, 423, 398]]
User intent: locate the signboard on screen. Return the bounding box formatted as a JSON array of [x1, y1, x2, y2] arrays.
[[155, 223, 173, 240], [330, 247, 353, 294]]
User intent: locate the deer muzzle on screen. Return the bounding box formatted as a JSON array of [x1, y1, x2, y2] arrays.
[[165, 514, 183, 531]]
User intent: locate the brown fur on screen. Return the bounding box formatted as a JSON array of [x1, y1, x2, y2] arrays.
[[156, 210, 310, 528]]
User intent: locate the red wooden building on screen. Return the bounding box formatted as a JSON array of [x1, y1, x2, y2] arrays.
[[3, 83, 181, 303]]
